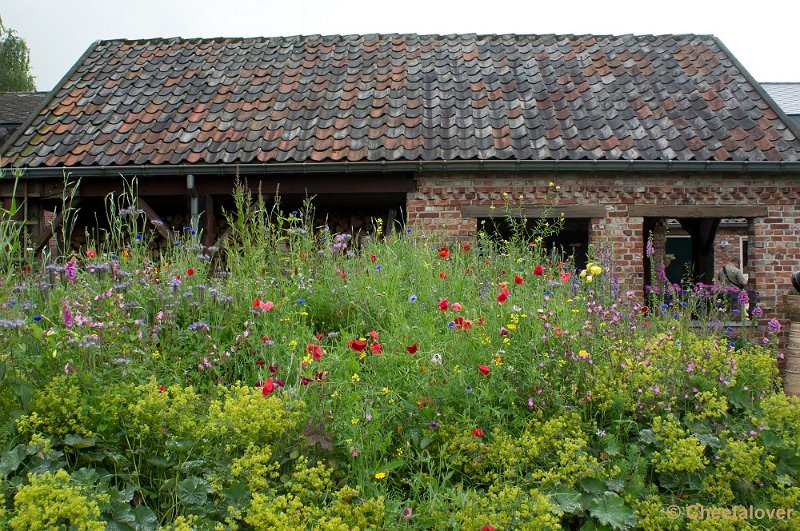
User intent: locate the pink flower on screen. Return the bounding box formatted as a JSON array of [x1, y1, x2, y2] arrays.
[[450, 302, 462, 312]]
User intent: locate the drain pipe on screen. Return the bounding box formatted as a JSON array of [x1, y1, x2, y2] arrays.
[[187, 174, 200, 234]]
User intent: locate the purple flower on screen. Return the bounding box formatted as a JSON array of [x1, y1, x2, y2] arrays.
[[65, 258, 76, 284], [62, 300, 73, 330], [752, 306, 764, 318], [768, 319, 782, 334], [737, 290, 749, 306], [645, 238, 654, 258], [402, 507, 413, 519]]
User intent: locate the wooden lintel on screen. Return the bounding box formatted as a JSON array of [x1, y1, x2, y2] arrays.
[[136, 198, 170, 240], [628, 205, 768, 218], [461, 205, 606, 219]]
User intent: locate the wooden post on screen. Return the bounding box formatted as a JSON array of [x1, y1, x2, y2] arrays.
[[782, 294, 800, 396]]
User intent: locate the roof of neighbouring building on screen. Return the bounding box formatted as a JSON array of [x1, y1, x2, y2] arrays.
[[761, 82, 800, 127], [0, 91, 47, 148], [3, 34, 800, 170]]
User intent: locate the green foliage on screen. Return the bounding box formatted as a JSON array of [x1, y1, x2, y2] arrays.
[[0, 17, 35, 92], [0, 189, 798, 528]]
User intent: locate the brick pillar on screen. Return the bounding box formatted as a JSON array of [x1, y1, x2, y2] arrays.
[[406, 193, 472, 242], [591, 207, 645, 299]]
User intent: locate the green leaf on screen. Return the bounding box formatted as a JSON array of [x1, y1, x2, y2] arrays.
[[606, 478, 625, 492], [580, 477, 606, 494], [638, 429, 656, 445], [0, 444, 28, 478], [64, 434, 96, 448], [383, 459, 405, 472], [601, 436, 621, 457], [178, 476, 211, 506], [178, 460, 206, 473], [70, 467, 99, 487], [419, 436, 433, 450], [727, 386, 750, 409], [588, 492, 636, 530], [130, 504, 158, 531], [145, 456, 174, 469], [550, 489, 583, 514], [222, 481, 251, 509]]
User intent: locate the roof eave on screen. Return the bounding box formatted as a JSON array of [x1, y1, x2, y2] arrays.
[[9, 159, 800, 178]]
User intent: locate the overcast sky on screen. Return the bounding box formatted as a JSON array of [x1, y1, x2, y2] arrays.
[[3, 0, 799, 92]]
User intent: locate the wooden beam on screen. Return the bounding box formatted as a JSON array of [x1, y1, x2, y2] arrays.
[[461, 205, 606, 219], [136, 198, 170, 240], [628, 205, 768, 218], [32, 198, 83, 255]]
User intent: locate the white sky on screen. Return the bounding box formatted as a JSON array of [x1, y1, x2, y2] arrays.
[[3, 0, 799, 92]]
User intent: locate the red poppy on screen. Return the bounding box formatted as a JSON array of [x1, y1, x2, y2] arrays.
[[158, 385, 166, 393], [472, 427, 484, 437], [462, 243, 471, 252], [439, 271, 448, 279], [306, 343, 325, 361], [406, 343, 418, 354], [514, 274, 524, 284], [370, 254, 377, 263], [262, 379, 275, 396], [261, 336, 273, 344], [461, 319, 473, 331], [86, 249, 96, 259], [481, 526, 495, 531], [438, 298, 449, 311], [187, 267, 195, 277], [253, 298, 262, 309], [339, 270, 347, 279], [438, 246, 450, 258], [560, 270, 571, 283], [534, 265, 544, 276], [641, 306, 649, 314], [478, 364, 490, 376], [348, 339, 367, 352], [369, 330, 379, 340], [370, 341, 383, 355], [256, 359, 266, 366], [497, 291, 508, 304]]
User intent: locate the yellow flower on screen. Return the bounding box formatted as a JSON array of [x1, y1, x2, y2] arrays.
[[494, 355, 503, 365], [288, 340, 298, 349], [374, 472, 387, 480], [351, 418, 359, 425], [151, 350, 160, 359], [506, 323, 517, 330], [351, 373, 360, 382], [382, 387, 390, 395], [578, 349, 590, 358], [590, 264, 602, 276], [549, 181, 555, 187]]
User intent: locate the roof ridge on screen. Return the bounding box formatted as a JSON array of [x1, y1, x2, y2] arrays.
[[94, 32, 717, 46]]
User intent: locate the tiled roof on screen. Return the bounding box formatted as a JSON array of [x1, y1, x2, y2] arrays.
[[0, 92, 47, 148], [3, 34, 800, 168], [761, 83, 800, 115], [0, 92, 47, 125]]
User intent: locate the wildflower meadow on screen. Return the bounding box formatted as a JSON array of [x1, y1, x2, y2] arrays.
[[0, 176, 799, 530]]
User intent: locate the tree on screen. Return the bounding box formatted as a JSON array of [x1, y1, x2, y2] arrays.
[[0, 16, 35, 91]]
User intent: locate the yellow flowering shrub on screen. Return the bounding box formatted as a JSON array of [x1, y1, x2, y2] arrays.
[[454, 483, 561, 530], [16, 376, 97, 438], [650, 415, 708, 474], [9, 470, 105, 530]]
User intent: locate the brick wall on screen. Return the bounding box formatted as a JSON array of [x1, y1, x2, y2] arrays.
[[406, 173, 800, 329]]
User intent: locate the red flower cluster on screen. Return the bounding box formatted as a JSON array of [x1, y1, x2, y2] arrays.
[[252, 298, 274, 311], [306, 343, 325, 361], [453, 316, 473, 331]]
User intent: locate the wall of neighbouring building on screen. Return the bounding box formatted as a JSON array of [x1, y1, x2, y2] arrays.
[[405, 173, 800, 331]]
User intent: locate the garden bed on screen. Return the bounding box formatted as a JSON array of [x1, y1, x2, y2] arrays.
[[0, 186, 798, 530]]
